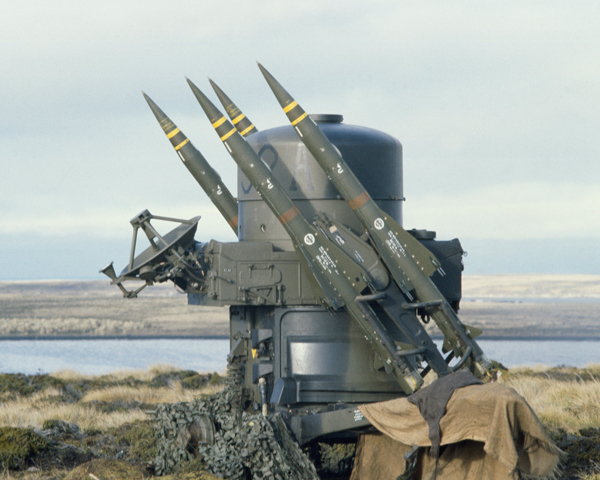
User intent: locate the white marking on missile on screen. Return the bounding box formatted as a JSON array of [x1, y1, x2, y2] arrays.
[[304, 233, 315, 245], [217, 185, 222, 195], [316, 246, 339, 275], [337, 163, 344, 174], [177, 151, 186, 163], [266, 179, 274, 190], [294, 126, 303, 137], [374, 218, 385, 230], [385, 230, 407, 257], [224, 142, 232, 153]]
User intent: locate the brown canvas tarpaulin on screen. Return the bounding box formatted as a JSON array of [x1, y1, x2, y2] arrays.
[[351, 383, 563, 480]]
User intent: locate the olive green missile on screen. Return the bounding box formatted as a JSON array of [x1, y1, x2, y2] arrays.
[[313, 212, 451, 377], [186, 77, 424, 393], [258, 64, 492, 378], [143, 93, 239, 235], [209, 79, 258, 137]]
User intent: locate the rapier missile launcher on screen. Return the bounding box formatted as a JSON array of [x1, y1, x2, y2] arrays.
[[102, 67, 488, 445]]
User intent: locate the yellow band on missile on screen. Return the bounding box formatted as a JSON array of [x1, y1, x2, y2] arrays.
[[291, 112, 307, 126], [166, 128, 180, 139], [220, 127, 236, 141], [174, 139, 189, 151], [283, 101, 298, 113], [212, 116, 227, 128], [232, 113, 245, 125], [240, 124, 255, 136]]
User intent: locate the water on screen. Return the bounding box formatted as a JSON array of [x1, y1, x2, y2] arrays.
[[477, 339, 600, 368], [0, 339, 231, 375], [0, 338, 598, 375]]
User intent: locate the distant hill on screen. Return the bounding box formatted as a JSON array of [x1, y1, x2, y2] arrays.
[[0, 275, 598, 339]]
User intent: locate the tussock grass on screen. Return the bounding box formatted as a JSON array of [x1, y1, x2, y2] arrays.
[[502, 363, 600, 433], [81, 382, 224, 405], [52, 364, 180, 383], [0, 396, 148, 431], [0, 366, 224, 432]]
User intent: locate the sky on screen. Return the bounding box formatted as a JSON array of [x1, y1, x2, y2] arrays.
[[1, 1, 599, 279]]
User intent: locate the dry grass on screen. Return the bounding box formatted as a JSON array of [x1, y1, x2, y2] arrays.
[[0, 397, 148, 431], [501, 364, 600, 433], [51, 364, 180, 383], [80, 382, 224, 405], [0, 366, 224, 432]]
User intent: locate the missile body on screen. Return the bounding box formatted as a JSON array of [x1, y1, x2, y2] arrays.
[[209, 79, 258, 137], [258, 64, 492, 377], [313, 213, 451, 376], [187, 78, 424, 394], [143, 93, 239, 235]]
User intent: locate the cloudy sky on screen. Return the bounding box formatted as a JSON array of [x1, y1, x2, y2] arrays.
[[1, 1, 599, 279]]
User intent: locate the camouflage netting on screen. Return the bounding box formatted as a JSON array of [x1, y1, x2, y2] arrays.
[[154, 387, 319, 480]]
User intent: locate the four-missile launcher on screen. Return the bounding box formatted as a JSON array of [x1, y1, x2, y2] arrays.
[[102, 66, 492, 445]]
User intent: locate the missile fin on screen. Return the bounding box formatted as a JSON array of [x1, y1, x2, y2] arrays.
[[382, 215, 442, 278]]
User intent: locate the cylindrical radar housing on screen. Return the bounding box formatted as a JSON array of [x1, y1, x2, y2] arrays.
[[239, 114, 403, 249]]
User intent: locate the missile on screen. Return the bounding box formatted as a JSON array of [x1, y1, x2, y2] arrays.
[[313, 212, 451, 377], [258, 64, 492, 378], [187, 77, 424, 393], [143, 93, 239, 235], [209, 79, 258, 137]]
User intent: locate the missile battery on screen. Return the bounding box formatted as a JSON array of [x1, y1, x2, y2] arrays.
[[104, 67, 490, 445]]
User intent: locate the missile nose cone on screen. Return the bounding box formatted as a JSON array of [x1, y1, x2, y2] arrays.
[[257, 63, 295, 108], [209, 78, 258, 137], [187, 77, 239, 144], [208, 78, 233, 110], [142, 92, 168, 123], [142, 93, 190, 152], [186, 77, 222, 124]]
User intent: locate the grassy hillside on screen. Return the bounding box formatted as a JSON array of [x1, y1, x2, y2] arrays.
[[0, 365, 598, 479]]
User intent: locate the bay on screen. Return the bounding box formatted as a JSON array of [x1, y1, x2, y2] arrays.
[[0, 338, 598, 375], [0, 339, 231, 375]]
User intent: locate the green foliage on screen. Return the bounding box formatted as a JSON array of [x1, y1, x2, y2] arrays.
[[490, 360, 508, 371], [0, 373, 64, 397], [151, 370, 200, 388], [181, 374, 208, 390], [63, 459, 145, 480], [208, 372, 225, 386], [109, 420, 157, 463], [161, 470, 223, 480], [548, 427, 600, 478], [0, 427, 51, 470]]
